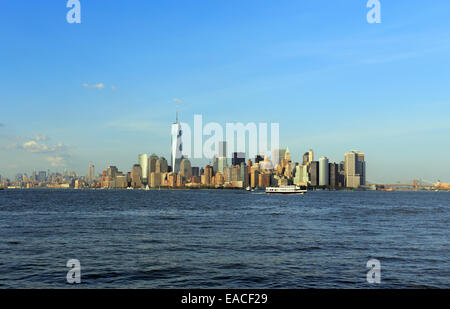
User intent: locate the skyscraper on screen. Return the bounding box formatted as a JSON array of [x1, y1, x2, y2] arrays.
[[180, 158, 192, 179], [88, 163, 95, 183], [232, 152, 245, 167], [131, 164, 143, 188], [329, 163, 339, 188], [272, 148, 286, 168], [302, 149, 314, 165], [171, 111, 183, 174], [148, 154, 158, 174], [138, 154, 149, 184], [310, 161, 319, 186], [344, 151, 366, 188], [156, 157, 168, 173], [319, 157, 329, 186]]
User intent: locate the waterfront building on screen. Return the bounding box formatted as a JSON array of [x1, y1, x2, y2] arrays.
[[250, 170, 260, 188], [180, 158, 192, 179], [259, 173, 271, 188], [148, 154, 158, 174], [167, 172, 176, 187], [150, 172, 161, 188], [240, 162, 247, 187], [215, 172, 224, 187], [344, 151, 366, 188], [131, 164, 143, 188], [294, 165, 309, 186], [138, 154, 149, 184], [310, 161, 319, 186], [329, 163, 339, 188], [319, 157, 330, 186], [203, 165, 213, 186]]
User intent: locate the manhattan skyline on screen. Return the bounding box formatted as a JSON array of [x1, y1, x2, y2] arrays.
[[1, 1, 450, 183]]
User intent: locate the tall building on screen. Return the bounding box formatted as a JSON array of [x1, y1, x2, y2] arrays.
[[171, 111, 183, 174], [192, 167, 200, 177], [131, 164, 143, 188], [148, 154, 158, 174], [319, 157, 329, 186], [310, 161, 319, 186], [344, 151, 366, 188], [156, 157, 168, 173], [218, 157, 228, 174], [272, 149, 286, 168], [294, 165, 309, 186], [88, 163, 95, 183], [232, 152, 245, 167], [329, 163, 339, 187], [138, 154, 149, 184], [302, 149, 314, 165], [180, 158, 192, 179]]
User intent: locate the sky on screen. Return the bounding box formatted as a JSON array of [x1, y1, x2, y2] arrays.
[[0, 0, 449, 183]]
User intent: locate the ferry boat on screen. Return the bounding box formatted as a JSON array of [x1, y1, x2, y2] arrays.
[[266, 185, 307, 195]]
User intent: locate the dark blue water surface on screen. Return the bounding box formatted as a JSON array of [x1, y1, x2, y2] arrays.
[[0, 189, 448, 288]]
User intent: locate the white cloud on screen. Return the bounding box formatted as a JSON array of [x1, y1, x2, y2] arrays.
[[20, 140, 67, 154], [173, 98, 184, 104], [83, 83, 105, 90]]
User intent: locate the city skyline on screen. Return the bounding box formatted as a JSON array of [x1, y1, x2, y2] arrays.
[[1, 1, 450, 183]]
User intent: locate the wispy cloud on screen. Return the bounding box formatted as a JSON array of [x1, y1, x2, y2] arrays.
[[173, 98, 184, 104], [83, 83, 105, 90], [2, 133, 72, 168], [45, 156, 67, 167]]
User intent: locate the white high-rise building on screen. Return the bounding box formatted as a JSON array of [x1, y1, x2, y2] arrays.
[[171, 111, 183, 174], [138, 154, 149, 183], [319, 157, 329, 186]]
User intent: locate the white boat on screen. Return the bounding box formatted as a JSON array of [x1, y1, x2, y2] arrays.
[[266, 185, 307, 195]]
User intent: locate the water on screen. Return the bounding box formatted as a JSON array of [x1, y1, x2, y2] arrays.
[[0, 189, 448, 288]]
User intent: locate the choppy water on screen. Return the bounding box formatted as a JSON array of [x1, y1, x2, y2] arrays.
[[0, 189, 448, 288]]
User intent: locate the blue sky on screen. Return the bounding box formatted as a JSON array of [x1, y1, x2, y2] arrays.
[[0, 0, 449, 183]]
